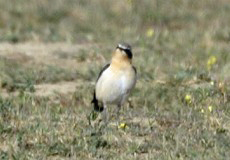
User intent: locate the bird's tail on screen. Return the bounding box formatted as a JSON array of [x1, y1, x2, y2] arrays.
[[91, 91, 104, 112]]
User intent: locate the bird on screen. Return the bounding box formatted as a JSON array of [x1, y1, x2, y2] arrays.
[[91, 43, 137, 124]]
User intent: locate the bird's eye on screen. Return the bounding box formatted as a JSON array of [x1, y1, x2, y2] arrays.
[[124, 49, 132, 59]]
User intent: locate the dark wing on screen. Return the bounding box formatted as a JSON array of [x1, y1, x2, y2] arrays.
[[91, 90, 103, 112], [132, 66, 137, 75], [96, 63, 110, 82]]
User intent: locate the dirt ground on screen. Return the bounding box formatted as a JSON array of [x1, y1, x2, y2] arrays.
[[0, 42, 93, 97]]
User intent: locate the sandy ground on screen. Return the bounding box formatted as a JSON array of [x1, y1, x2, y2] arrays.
[[0, 42, 94, 97]]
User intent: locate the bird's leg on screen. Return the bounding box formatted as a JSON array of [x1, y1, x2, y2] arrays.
[[116, 104, 121, 125], [102, 103, 108, 125]]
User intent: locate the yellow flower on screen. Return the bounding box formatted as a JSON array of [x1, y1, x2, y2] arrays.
[[185, 94, 192, 104], [207, 56, 217, 70], [210, 81, 214, 86], [208, 106, 213, 112], [118, 123, 127, 129], [146, 28, 154, 38], [201, 109, 204, 113]]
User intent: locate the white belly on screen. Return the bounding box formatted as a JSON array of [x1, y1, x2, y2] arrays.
[[96, 68, 136, 105]]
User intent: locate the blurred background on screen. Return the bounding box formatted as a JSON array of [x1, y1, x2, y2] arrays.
[[0, 0, 230, 159], [1, 0, 229, 44]]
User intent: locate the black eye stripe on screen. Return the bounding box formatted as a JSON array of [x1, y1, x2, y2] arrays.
[[116, 44, 133, 59], [124, 49, 132, 59]]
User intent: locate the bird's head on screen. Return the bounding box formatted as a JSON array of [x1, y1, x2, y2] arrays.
[[115, 43, 132, 59], [112, 43, 133, 64]]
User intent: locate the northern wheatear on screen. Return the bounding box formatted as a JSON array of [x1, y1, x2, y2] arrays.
[[92, 43, 137, 123]]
